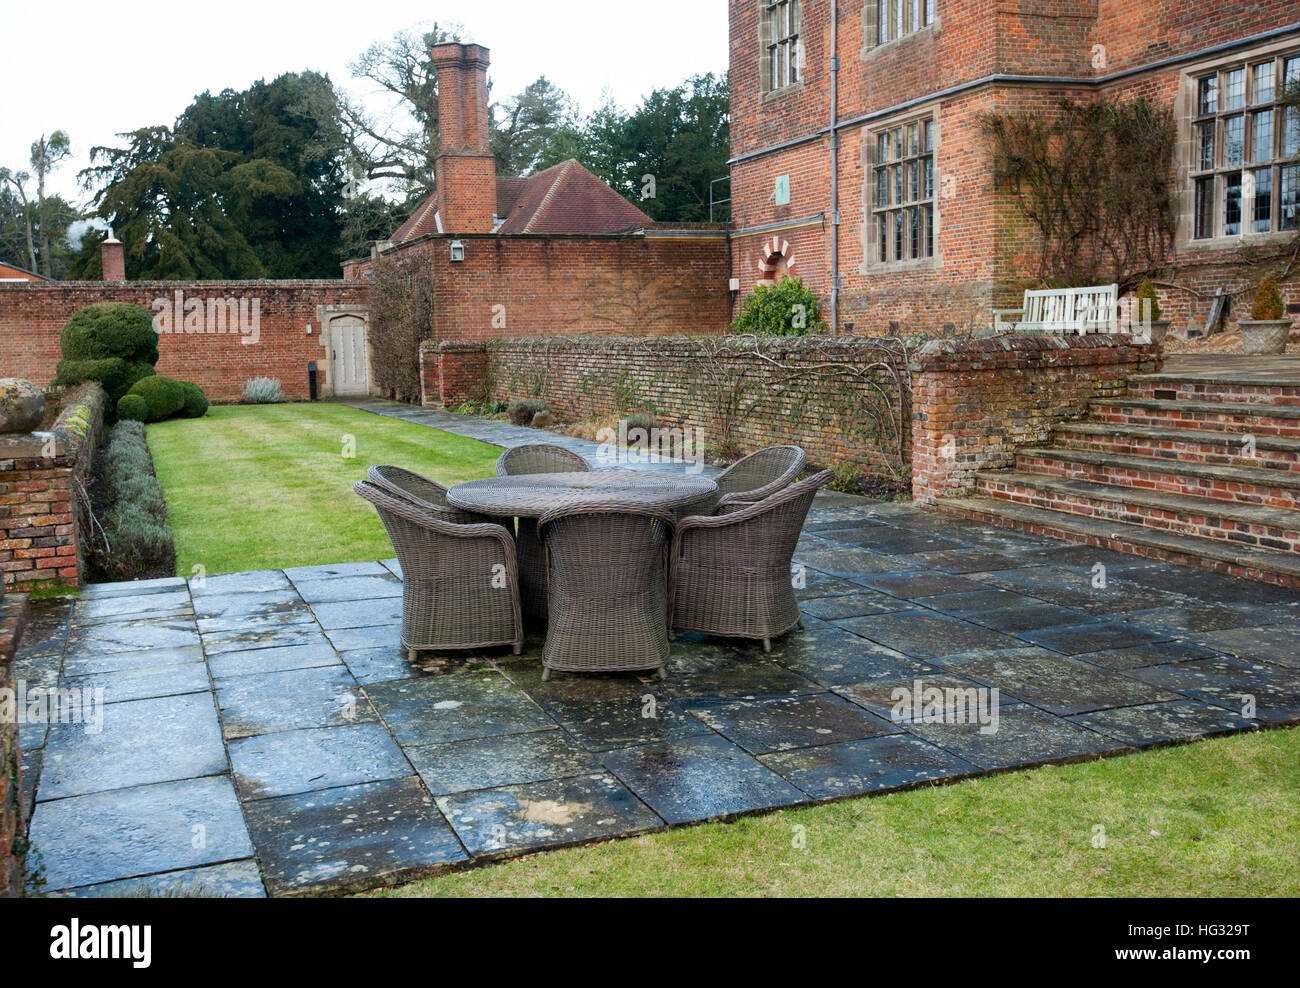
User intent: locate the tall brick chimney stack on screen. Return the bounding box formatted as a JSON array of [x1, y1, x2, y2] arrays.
[[101, 234, 125, 281], [431, 43, 497, 234]]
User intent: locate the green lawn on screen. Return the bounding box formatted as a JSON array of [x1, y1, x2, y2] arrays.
[[370, 728, 1300, 897], [146, 403, 502, 576]]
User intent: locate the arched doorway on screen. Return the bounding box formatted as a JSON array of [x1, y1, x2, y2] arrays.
[[329, 313, 370, 396]]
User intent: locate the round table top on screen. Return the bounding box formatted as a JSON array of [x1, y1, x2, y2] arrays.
[[447, 470, 718, 518]]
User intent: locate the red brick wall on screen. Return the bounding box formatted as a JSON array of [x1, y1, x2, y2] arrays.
[[0, 385, 105, 592], [355, 233, 732, 340], [911, 333, 1163, 502], [425, 335, 913, 477], [0, 281, 368, 402], [0, 591, 30, 898]]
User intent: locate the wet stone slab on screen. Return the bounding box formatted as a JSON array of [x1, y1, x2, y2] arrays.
[[761, 734, 980, 799], [229, 722, 411, 800], [1069, 700, 1257, 747], [688, 692, 900, 756], [435, 772, 663, 858], [836, 672, 1023, 724], [39, 692, 227, 800], [938, 648, 1179, 716], [905, 705, 1125, 770], [664, 642, 823, 699], [284, 561, 391, 582], [764, 621, 934, 687], [208, 642, 341, 680], [30, 776, 255, 892], [825, 528, 964, 554], [602, 734, 807, 824], [61, 644, 206, 678], [796, 549, 921, 577], [189, 570, 291, 596], [963, 601, 1098, 633], [835, 612, 1021, 660], [215, 665, 373, 740], [365, 671, 554, 746], [64, 617, 201, 658], [192, 588, 314, 634], [80, 576, 187, 599], [1016, 621, 1171, 656], [309, 598, 404, 631], [1188, 626, 1300, 670], [339, 646, 425, 685], [1126, 656, 1300, 725], [407, 728, 600, 796], [72, 590, 194, 624], [201, 625, 334, 656], [1073, 640, 1225, 671], [1118, 604, 1279, 637], [293, 574, 403, 604], [53, 859, 266, 899], [799, 592, 916, 621], [905, 550, 1031, 574], [62, 661, 212, 705], [245, 776, 467, 896]]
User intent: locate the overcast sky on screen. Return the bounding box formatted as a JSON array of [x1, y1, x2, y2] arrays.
[[4, 0, 729, 207]]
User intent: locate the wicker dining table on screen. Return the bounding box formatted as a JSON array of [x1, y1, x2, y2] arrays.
[[447, 470, 719, 628]]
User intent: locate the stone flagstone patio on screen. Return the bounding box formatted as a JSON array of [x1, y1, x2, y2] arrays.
[[16, 488, 1300, 897]]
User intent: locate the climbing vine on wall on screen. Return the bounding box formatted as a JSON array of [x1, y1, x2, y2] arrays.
[[367, 250, 434, 403]]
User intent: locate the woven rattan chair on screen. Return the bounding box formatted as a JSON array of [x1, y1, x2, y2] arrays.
[[536, 503, 676, 680], [354, 481, 523, 660], [669, 469, 832, 652], [496, 444, 592, 620], [367, 465, 495, 525], [711, 445, 807, 513]]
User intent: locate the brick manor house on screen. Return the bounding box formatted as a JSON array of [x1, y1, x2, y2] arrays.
[[727, 0, 1300, 334]]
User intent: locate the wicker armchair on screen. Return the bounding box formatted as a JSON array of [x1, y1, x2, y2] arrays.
[[367, 465, 495, 525], [711, 445, 807, 513], [669, 469, 832, 652], [536, 503, 676, 680], [354, 481, 523, 659], [496, 444, 592, 620]]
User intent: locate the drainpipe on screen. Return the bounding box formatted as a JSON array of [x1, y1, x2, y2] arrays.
[[829, 1, 840, 335]]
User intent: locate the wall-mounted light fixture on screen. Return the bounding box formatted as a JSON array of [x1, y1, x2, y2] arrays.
[[450, 240, 466, 262]]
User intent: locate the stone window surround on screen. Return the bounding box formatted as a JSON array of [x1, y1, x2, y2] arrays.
[[861, 107, 943, 274], [759, 0, 804, 102], [1176, 36, 1300, 252], [861, 0, 939, 55]]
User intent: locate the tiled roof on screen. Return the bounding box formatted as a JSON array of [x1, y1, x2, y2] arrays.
[[389, 161, 649, 242]]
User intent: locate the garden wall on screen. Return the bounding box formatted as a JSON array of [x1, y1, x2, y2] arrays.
[[0, 590, 28, 898], [0, 385, 106, 591], [910, 334, 1163, 502], [0, 281, 369, 402], [424, 335, 913, 478]]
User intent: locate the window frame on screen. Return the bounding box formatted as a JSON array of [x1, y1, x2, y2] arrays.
[[761, 0, 802, 97], [1188, 50, 1300, 242], [867, 112, 940, 269], [872, 0, 937, 49]]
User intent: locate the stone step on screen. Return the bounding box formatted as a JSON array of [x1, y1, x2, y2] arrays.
[[1126, 373, 1300, 406], [934, 495, 1300, 588], [1014, 446, 1300, 510], [1088, 398, 1300, 438], [974, 470, 1300, 551], [1053, 420, 1300, 472]]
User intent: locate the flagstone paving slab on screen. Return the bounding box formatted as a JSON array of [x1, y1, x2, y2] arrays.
[[73, 590, 194, 623], [435, 773, 663, 858], [190, 570, 292, 596], [688, 692, 901, 755], [964, 601, 1098, 633], [284, 561, 390, 582], [245, 776, 467, 896], [760, 734, 981, 799], [906, 550, 1031, 574], [798, 549, 922, 576], [1016, 621, 1171, 656], [78, 576, 186, 598], [63, 661, 212, 705], [208, 642, 341, 680], [798, 592, 916, 620], [1186, 626, 1300, 670], [836, 672, 1025, 724], [65, 616, 200, 657], [763, 620, 935, 686], [293, 574, 403, 603], [365, 671, 553, 746], [201, 625, 333, 655], [935, 650, 1178, 716], [310, 597, 404, 631], [53, 859, 267, 899], [338, 646, 424, 685], [602, 734, 807, 824], [1069, 700, 1258, 747], [407, 728, 601, 796], [229, 722, 411, 800], [62, 643, 206, 678], [1072, 640, 1225, 671], [39, 692, 227, 800], [905, 705, 1125, 770], [30, 776, 254, 892], [835, 612, 1022, 659], [215, 665, 373, 740], [1126, 657, 1300, 724], [192, 588, 313, 632]]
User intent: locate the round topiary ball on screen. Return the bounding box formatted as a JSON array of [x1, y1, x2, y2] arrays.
[[56, 302, 159, 404], [117, 393, 149, 423], [179, 382, 209, 418], [128, 375, 186, 422]]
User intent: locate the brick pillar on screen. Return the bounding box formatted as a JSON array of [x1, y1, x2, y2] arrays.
[[101, 236, 125, 281], [431, 43, 497, 234], [425, 341, 488, 407], [0, 592, 30, 898]]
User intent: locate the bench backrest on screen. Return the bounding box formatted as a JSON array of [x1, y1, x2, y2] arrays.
[[1021, 284, 1118, 333]]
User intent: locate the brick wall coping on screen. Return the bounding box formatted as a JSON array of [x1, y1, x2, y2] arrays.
[[431, 334, 916, 357], [0, 279, 361, 291], [912, 333, 1159, 373], [0, 594, 29, 667], [49, 385, 106, 464]]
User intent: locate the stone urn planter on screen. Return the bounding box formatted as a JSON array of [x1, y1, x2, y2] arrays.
[[1139, 320, 1171, 347], [1239, 319, 1292, 355], [0, 379, 46, 433]]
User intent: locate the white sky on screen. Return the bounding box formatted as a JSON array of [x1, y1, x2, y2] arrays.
[[3, 0, 729, 207]]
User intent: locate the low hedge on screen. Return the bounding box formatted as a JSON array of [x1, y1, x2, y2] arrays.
[[123, 375, 208, 423], [98, 421, 176, 580]]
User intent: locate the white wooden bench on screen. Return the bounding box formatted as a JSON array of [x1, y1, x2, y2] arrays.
[[994, 284, 1119, 334]]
